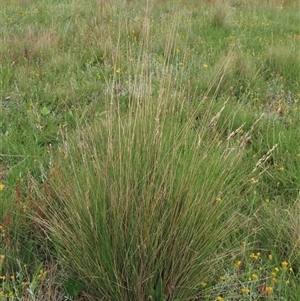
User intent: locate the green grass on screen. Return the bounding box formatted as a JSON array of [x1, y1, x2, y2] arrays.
[[1, 0, 300, 300]]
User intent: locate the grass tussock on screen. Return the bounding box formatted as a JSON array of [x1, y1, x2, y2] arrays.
[[209, 1, 233, 29], [208, 50, 259, 98], [265, 45, 300, 83], [31, 70, 255, 300]]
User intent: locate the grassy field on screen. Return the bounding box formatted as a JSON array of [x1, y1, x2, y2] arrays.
[[1, 0, 300, 300]]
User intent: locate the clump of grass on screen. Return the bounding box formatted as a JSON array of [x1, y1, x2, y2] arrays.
[[29, 55, 258, 300], [209, 49, 260, 98], [265, 45, 300, 84], [209, 1, 232, 29]]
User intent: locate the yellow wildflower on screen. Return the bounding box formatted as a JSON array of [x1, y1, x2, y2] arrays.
[[235, 260, 242, 268], [281, 261, 288, 269], [265, 286, 273, 294], [200, 281, 207, 287], [250, 252, 260, 260], [37, 269, 48, 281], [241, 287, 250, 294], [0, 183, 4, 191]]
